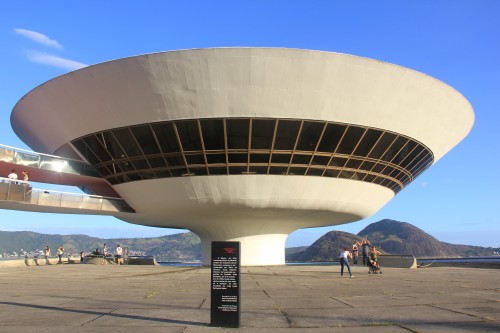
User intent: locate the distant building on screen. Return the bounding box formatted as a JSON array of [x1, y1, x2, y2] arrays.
[[10, 48, 474, 265]]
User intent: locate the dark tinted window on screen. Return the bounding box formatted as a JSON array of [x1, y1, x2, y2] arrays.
[[336, 126, 366, 155], [251, 119, 275, 150], [152, 122, 180, 153], [112, 128, 142, 157], [226, 119, 249, 149], [131, 125, 160, 155], [296, 122, 324, 151], [176, 120, 202, 151], [354, 129, 383, 157], [274, 120, 301, 150], [317, 123, 346, 153], [200, 119, 225, 150]]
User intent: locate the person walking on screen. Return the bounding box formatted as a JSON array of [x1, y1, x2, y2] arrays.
[[339, 247, 353, 277], [102, 243, 108, 264], [44, 245, 51, 265], [57, 245, 64, 264], [115, 244, 123, 265]]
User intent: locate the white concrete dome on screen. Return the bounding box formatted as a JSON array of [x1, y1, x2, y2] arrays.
[[11, 48, 474, 265]]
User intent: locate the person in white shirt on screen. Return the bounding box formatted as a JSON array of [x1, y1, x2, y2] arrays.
[[339, 247, 354, 277], [8, 170, 18, 183], [115, 244, 123, 265]]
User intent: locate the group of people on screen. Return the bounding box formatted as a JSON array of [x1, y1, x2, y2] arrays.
[[42, 243, 124, 265], [6, 169, 29, 184], [87, 243, 124, 265], [338, 238, 381, 277]]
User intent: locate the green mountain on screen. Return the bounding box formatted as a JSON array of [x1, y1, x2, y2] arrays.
[[287, 219, 500, 261], [0, 231, 202, 262]]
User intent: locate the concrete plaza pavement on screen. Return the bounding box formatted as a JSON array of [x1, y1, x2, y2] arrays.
[[0, 263, 498, 332]]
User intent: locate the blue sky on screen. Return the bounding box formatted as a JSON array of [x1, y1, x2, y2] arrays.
[[0, 1, 498, 248]]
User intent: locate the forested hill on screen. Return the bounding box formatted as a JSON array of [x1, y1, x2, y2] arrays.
[[0, 231, 201, 262], [2, 219, 498, 262], [287, 219, 500, 261]]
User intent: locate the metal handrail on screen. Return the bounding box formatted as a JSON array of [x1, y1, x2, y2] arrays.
[[0, 178, 134, 213], [0, 144, 100, 178]]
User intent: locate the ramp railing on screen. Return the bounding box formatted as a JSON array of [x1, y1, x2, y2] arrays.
[[0, 177, 134, 213]]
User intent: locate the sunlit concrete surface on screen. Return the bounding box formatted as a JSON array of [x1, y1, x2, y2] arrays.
[[0, 264, 498, 332]]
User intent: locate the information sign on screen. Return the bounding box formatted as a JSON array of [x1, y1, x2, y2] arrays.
[[210, 241, 240, 328]]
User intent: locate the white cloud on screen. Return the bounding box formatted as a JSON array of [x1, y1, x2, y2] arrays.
[[14, 28, 63, 49], [421, 181, 429, 187], [26, 51, 88, 71]]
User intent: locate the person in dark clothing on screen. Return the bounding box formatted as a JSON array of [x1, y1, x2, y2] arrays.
[[361, 238, 371, 266]]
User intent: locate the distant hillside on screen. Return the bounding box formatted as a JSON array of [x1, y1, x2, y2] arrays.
[[0, 231, 202, 262], [287, 219, 500, 261]]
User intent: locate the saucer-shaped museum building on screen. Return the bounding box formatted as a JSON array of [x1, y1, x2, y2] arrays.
[[11, 48, 474, 265]]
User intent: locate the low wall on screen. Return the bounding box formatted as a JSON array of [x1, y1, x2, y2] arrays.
[[0, 257, 80, 268], [377, 255, 417, 268]]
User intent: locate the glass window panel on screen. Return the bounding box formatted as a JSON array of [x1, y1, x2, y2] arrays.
[[170, 168, 188, 177], [392, 140, 417, 165], [72, 140, 100, 165], [336, 126, 366, 155], [102, 132, 125, 159], [306, 168, 324, 176], [208, 167, 227, 175], [250, 154, 270, 163], [329, 157, 347, 168], [97, 166, 111, 176], [288, 167, 306, 175], [324, 169, 340, 177], [368, 132, 397, 159], [131, 159, 149, 170], [165, 155, 185, 167], [274, 120, 301, 150], [359, 160, 375, 171], [371, 163, 385, 173], [291, 154, 312, 165], [131, 125, 161, 155], [317, 123, 347, 153], [228, 153, 248, 163], [190, 167, 208, 176], [112, 128, 142, 157], [249, 166, 268, 174], [185, 154, 205, 165], [119, 160, 135, 171], [363, 174, 376, 183], [354, 129, 383, 157], [226, 119, 249, 149], [339, 170, 354, 179], [155, 170, 172, 178], [229, 166, 248, 174], [380, 165, 395, 176], [398, 144, 423, 168], [138, 172, 156, 180], [152, 122, 180, 153], [82, 135, 112, 162], [176, 120, 202, 151], [148, 157, 166, 168], [381, 136, 408, 163], [200, 119, 225, 150], [271, 154, 291, 164], [295, 121, 324, 151], [206, 153, 226, 164], [107, 177, 119, 185], [269, 166, 288, 175], [251, 119, 275, 150], [311, 155, 330, 166], [127, 173, 142, 181], [345, 158, 363, 169], [351, 172, 366, 181]]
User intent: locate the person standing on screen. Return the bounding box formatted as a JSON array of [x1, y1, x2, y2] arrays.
[[8, 170, 18, 183], [102, 243, 108, 264], [57, 245, 64, 264], [44, 245, 51, 265], [339, 247, 353, 277], [352, 241, 360, 266], [115, 244, 123, 265], [361, 238, 371, 266]]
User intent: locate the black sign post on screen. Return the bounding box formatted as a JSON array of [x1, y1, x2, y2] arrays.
[[210, 241, 240, 328]]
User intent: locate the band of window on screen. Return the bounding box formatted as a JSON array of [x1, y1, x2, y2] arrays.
[[71, 118, 433, 194]]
